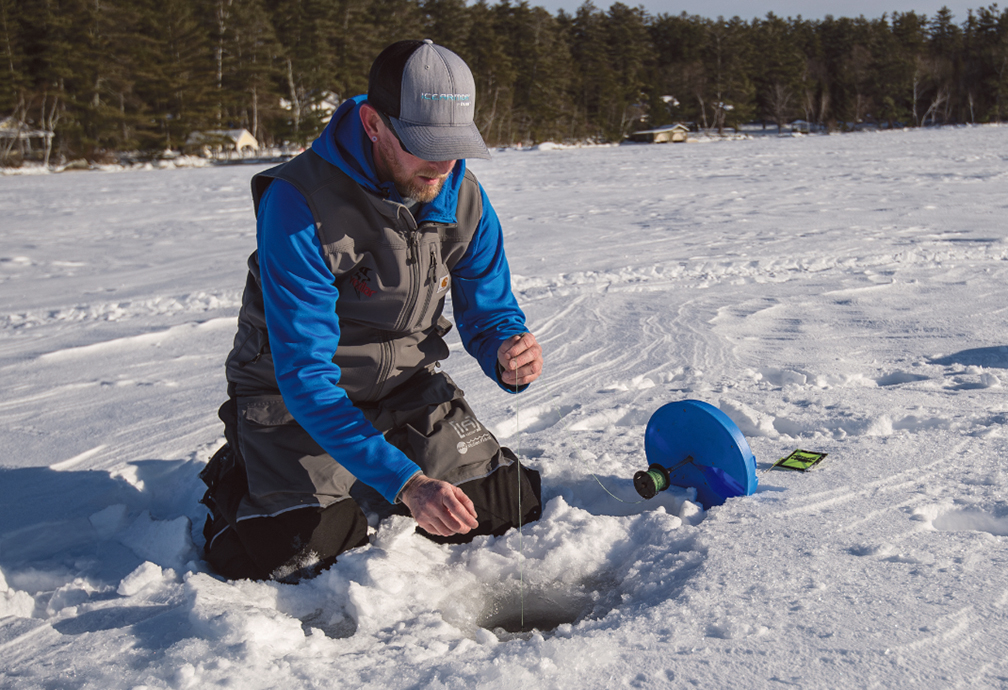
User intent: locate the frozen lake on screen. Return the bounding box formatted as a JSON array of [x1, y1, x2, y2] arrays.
[[1, 125, 1007, 687]]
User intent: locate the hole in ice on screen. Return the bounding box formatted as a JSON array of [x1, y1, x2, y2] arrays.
[[299, 608, 357, 639], [476, 582, 601, 638]]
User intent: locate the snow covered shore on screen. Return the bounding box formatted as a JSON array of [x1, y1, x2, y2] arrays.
[[1, 125, 1006, 688]]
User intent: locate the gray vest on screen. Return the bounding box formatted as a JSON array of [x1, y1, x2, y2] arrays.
[[224, 150, 483, 405]]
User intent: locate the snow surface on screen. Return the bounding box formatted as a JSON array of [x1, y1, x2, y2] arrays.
[[2, 126, 1008, 688]]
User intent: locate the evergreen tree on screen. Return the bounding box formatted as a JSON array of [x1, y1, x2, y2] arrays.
[[888, 11, 929, 125], [5, 0, 1005, 158], [491, 1, 574, 144], [648, 12, 709, 127], [268, 0, 338, 145], [568, 1, 619, 140], [963, 4, 1008, 122], [462, 0, 514, 145], [0, 0, 23, 111], [791, 17, 831, 127], [80, 0, 154, 154], [17, 0, 82, 164], [927, 6, 963, 122], [603, 3, 653, 138], [700, 16, 755, 133], [216, 0, 281, 144], [329, 0, 381, 106], [423, 0, 471, 50], [139, 0, 215, 151], [0, 0, 28, 163], [523, 4, 576, 142], [752, 12, 804, 130], [364, 0, 424, 54]]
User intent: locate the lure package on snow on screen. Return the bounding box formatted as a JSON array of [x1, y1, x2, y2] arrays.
[[771, 449, 828, 472]]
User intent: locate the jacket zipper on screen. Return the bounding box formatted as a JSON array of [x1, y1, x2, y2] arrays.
[[415, 245, 438, 330], [395, 227, 423, 333], [375, 209, 420, 398]]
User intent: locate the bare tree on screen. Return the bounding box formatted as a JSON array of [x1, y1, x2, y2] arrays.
[[995, 52, 1008, 123], [1, 95, 26, 164], [285, 58, 301, 138], [912, 62, 921, 124], [920, 84, 949, 126], [768, 82, 793, 132], [800, 57, 822, 127], [915, 55, 953, 126], [214, 0, 235, 126], [40, 86, 63, 168], [847, 44, 873, 124]]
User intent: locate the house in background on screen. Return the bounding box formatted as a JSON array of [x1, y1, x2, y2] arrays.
[[1, 116, 55, 162], [185, 129, 259, 157], [787, 120, 829, 134], [626, 123, 690, 144]]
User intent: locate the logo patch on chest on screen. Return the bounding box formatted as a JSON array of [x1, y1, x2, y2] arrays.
[[348, 266, 376, 299], [437, 274, 450, 294]]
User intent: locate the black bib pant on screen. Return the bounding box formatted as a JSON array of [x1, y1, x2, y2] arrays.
[[200, 368, 541, 582]]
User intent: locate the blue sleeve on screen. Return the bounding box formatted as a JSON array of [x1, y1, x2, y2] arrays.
[[257, 180, 421, 503], [450, 183, 529, 391]]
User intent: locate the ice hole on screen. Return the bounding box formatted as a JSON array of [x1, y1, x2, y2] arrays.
[[476, 582, 605, 639], [299, 609, 357, 639]]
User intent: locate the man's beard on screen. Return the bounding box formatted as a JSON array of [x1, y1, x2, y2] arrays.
[[400, 172, 447, 203], [376, 136, 449, 203]]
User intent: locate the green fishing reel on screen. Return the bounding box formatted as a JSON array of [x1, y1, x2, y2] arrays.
[[633, 463, 672, 499]]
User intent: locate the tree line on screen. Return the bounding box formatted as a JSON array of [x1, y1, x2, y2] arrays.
[[3, 0, 1008, 165]]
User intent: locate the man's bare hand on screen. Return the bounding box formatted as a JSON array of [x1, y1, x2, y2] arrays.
[[497, 332, 543, 387], [399, 474, 479, 537]]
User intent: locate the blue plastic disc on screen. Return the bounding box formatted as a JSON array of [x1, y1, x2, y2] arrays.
[[644, 400, 758, 508]]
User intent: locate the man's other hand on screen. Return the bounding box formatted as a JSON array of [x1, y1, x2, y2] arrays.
[[497, 332, 543, 387], [399, 474, 479, 537]]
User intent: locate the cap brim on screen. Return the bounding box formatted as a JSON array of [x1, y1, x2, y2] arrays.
[[391, 117, 491, 161]]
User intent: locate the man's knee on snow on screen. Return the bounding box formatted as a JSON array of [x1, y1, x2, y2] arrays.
[[200, 445, 369, 582]]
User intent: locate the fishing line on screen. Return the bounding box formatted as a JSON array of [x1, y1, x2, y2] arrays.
[[513, 357, 524, 634], [543, 389, 647, 505], [511, 352, 656, 636], [590, 469, 648, 505]]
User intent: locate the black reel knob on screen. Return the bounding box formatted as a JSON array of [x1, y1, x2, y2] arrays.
[[633, 463, 671, 499]]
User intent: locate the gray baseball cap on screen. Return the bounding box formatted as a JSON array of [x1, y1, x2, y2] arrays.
[[367, 39, 491, 161]]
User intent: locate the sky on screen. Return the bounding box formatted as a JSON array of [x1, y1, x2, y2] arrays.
[[532, 0, 981, 21]]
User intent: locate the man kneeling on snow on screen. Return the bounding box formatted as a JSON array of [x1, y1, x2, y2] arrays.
[[198, 39, 544, 581]]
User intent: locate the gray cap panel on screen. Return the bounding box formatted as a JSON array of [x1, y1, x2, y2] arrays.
[[387, 40, 490, 161], [398, 42, 476, 127]]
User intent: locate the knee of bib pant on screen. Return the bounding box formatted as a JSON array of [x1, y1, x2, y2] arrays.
[[203, 511, 262, 580], [234, 500, 371, 583], [205, 499, 369, 582]]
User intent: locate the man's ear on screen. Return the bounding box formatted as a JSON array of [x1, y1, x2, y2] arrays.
[[359, 103, 382, 142]]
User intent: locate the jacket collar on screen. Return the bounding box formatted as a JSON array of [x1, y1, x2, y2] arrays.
[[311, 95, 466, 225]]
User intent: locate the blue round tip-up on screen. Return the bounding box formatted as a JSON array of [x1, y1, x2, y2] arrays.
[[644, 400, 758, 508]]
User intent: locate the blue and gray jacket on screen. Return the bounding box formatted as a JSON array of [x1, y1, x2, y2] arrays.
[[222, 95, 527, 508]]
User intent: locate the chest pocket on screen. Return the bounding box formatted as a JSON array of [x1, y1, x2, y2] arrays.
[[411, 237, 450, 333]]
